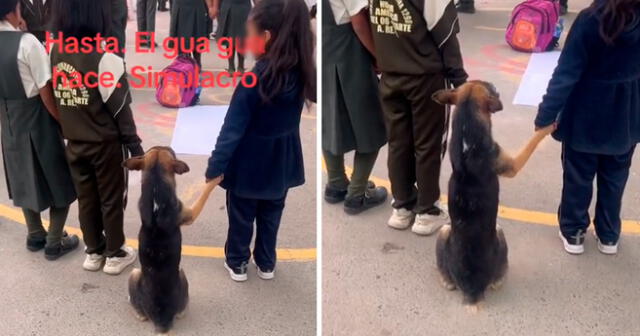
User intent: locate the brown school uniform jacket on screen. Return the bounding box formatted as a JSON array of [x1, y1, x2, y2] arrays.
[[369, 0, 467, 86], [50, 47, 143, 155]]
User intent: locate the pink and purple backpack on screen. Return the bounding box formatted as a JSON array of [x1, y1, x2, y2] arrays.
[[156, 56, 202, 108], [506, 0, 561, 53]]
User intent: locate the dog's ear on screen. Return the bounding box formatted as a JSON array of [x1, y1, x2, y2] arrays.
[[485, 96, 503, 113], [123, 156, 145, 171], [432, 89, 458, 105], [173, 160, 190, 175]]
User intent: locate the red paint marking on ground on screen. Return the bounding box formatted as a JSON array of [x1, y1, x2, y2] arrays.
[[481, 44, 528, 70]]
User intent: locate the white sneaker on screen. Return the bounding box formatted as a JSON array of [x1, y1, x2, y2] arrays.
[[103, 246, 137, 275], [412, 210, 449, 236], [253, 260, 275, 280], [593, 231, 618, 255], [387, 208, 415, 230], [559, 231, 585, 255], [224, 262, 248, 282], [83, 253, 105, 272]]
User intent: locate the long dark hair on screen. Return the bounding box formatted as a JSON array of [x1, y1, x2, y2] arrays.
[[0, 0, 19, 20], [249, 0, 316, 103], [52, 0, 110, 38], [590, 0, 640, 45]]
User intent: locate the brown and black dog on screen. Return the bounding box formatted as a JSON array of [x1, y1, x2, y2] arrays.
[[432, 81, 554, 312], [124, 146, 218, 335]]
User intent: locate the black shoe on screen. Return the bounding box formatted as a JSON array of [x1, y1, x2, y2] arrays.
[[456, 2, 476, 14], [224, 261, 248, 282], [324, 181, 376, 204], [26, 236, 46, 252], [44, 234, 80, 261], [158, 6, 169, 12], [343, 186, 388, 215]]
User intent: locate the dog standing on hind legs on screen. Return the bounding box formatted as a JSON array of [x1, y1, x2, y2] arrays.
[[432, 81, 555, 312], [124, 147, 220, 335]]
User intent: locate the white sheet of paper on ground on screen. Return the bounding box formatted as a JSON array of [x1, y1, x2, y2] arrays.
[[513, 51, 561, 107], [170, 105, 229, 156]]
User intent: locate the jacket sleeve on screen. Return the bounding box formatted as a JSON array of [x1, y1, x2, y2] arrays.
[[423, 0, 468, 87], [535, 12, 592, 128], [205, 84, 259, 180], [99, 53, 143, 156]]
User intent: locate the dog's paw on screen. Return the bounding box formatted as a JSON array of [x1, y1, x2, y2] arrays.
[[176, 311, 186, 320], [490, 279, 504, 291], [441, 279, 456, 291], [465, 304, 481, 314], [133, 311, 148, 322]]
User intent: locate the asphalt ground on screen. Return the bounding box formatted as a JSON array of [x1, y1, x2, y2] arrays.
[[322, 1, 640, 335], [0, 10, 316, 336]]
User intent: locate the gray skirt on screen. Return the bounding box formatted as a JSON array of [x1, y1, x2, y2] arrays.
[[215, 0, 251, 39], [170, 0, 211, 45]]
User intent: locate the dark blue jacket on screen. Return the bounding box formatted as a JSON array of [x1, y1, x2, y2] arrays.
[[206, 60, 305, 199], [535, 7, 640, 155]]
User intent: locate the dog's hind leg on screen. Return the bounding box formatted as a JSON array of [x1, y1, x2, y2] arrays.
[[176, 269, 190, 319], [128, 268, 148, 322], [436, 225, 456, 291], [490, 226, 509, 291]]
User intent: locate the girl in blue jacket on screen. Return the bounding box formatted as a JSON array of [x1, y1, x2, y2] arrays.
[[536, 0, 640, 255], [205, 0, 315, 281]]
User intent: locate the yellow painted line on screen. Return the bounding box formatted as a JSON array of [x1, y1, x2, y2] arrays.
[[332, 164, 640, 234], [0, 204, 316, 262]]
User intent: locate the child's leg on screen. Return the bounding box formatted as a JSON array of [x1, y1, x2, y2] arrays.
[[23, 209, 46, 240], [407, 74, 446, 214], [46, 205, 71, 247], [225, 190, 258, 268], [559, 144, 597, 240], [347, 151, 379, 199], [66, 142, 106, 255], [594, 146, 635, 243], [237, 51, 245, 72], [323, 150, 349, 190], [253, 194, 287, 270], [379, 74, 417, 210], [92, 142, 127, 258]]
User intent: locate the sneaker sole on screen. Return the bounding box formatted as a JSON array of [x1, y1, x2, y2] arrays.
[[83, 259, 105, 272], [103, 256, 137, 275], [252, 261, 275, 280], [411, 222, 444, 236], [224, 262, 248, 282], [592, 231, 618, 255], [559, 231, 584, 255]]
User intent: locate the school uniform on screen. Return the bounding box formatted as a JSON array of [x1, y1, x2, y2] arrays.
[[206, 60, 305, 270], [322, 0, 386, 198], [50, 48, 144, 258], [215, 0, 251, 71], [170, 0, 210, 50], [369, 0, 467, 214], [19, 0, 52, 42], [0, 22, 76, 247], [107, 0, 129, 57], [536, 9, 640, 244], [137, 0, 157, 42]]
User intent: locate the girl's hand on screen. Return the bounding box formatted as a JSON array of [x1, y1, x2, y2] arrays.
[[535, 122, 557, 136], [205, 175, 224, 186]]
